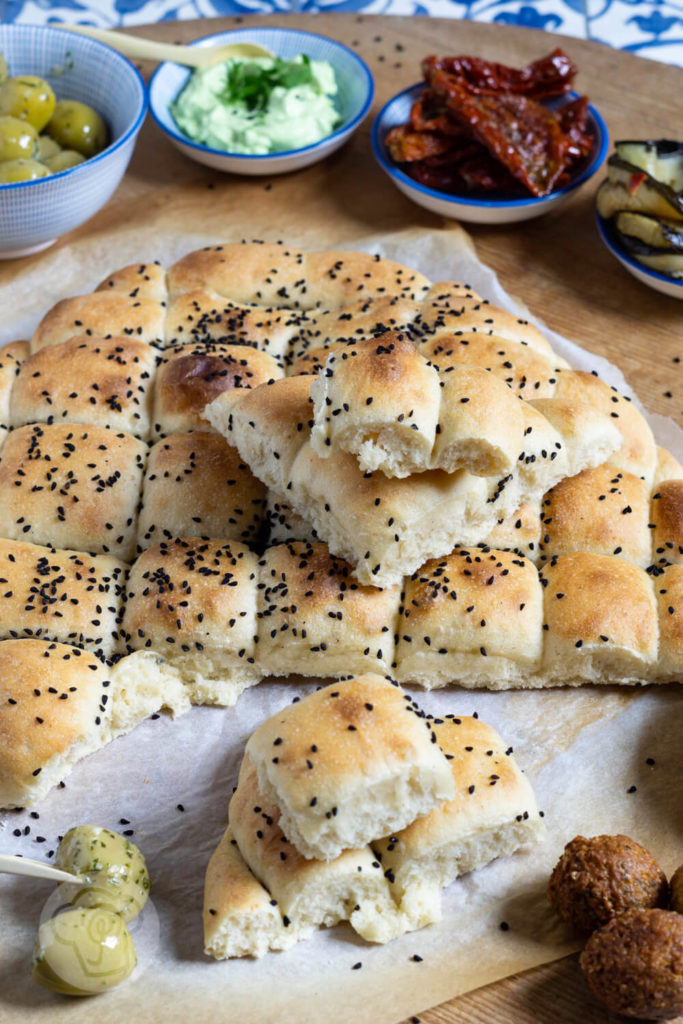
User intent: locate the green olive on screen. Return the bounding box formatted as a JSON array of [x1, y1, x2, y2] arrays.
[[0, 114, 37, 161], [46, 149, 85, 173], [35, 133, 62, 161], [0, 158, 49, 183], [46, 100, 108, 158], [56, 826, 150, 923], [32, 907, 136, 996], [0, 75, 56, 131]]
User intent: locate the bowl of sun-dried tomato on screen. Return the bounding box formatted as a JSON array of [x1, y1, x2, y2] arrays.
[[371, 49, 608, 224]]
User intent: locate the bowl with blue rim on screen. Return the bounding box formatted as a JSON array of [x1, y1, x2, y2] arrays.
[[0, 23, 146, 259], [595, 138, 683, 300], [148, 27, 374, 176], [371, 81, 609, 225]]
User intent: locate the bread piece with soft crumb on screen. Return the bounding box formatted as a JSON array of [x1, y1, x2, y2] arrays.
[[0, 538, 126, 661], [538, 464, 651, 568], [136, 432, 267, 551], [230, 753, 431, 943], [31, 292, 165, 352], [121, 537, 260, 703], [541, 552, 659, 683], [0, 422, 146, 560], [246, 675, 455, 862], [0, 638, 112, 808], [551, 370, 657, 485], [204, 825, 304, 958], [652, 563, 683, 681], [372, 715, 544, 911], [256, 542, 400, 679], [650, 480, 683, 565], [310, 335, 525, 478], [10, 336, 156, 439], [483, 502, 542, 562], [151, 341, 283, 438], [205, 376, 313, 496], [395, 548, 544, 689]]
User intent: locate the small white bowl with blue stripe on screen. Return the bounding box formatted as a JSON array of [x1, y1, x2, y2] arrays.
[[597, 213, 683, 300], [372, 83, 609, 225], [148, 27, 373, 176], [0, 24, 146, 259]]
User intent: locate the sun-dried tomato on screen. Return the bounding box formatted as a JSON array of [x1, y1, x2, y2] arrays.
[[422, 48, 577, 98], [430, 69, 577, 196], [386, 124, 463, 163]]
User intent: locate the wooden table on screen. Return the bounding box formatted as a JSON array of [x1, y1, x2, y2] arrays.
[[9, 15, 682, 1023]]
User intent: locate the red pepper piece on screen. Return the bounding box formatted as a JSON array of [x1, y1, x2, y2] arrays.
[[422, 48, 577, 99]]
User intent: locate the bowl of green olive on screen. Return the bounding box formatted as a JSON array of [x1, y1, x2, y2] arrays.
[[0, 24, 146, 258]]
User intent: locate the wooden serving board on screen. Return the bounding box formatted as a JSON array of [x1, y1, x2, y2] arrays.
[[4, 16, 681, 1023]]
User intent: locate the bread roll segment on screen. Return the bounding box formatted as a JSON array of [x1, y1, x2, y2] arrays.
[[256, 542, 400, 679], [0, 638, 112, 808], [246, 675, 455, 861]]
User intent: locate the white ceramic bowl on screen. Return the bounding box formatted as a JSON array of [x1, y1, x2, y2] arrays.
[[0, 24, 146, 259], [148, 27, 374, 176], [597, 214, 683, 300], [372, 83, 609, 225]]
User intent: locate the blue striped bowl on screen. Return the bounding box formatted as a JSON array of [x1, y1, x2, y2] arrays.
[[149, 27, 373, 176], [0, 24, 146, 258]]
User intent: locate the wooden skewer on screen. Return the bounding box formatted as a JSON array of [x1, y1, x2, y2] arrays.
[[0, 853, 82, 885]]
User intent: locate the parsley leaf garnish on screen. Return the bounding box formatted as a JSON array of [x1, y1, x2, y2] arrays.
[[221, 56, 314, 112]]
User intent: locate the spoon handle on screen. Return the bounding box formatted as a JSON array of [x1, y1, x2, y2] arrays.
[[58, 24, 271, 67], [0, 853, 81, 885]]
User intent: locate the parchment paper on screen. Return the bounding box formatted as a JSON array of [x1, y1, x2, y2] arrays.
[[0, 220, 682, 1024]]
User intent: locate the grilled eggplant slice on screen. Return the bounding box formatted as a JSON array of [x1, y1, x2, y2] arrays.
[[597, 176, 683, 221], [615, 231, 683, 278], [614, 140, 683, 192], [615, 212, 683, 251]]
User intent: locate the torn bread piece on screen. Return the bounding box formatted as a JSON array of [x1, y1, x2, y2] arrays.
[[0, 638, 113, 808], [229, 754, 431, 945], [121, 537, 260, 705], [310, 335, 525, 479], [372, 715, 544, 911], [245, 675, 455, 862]]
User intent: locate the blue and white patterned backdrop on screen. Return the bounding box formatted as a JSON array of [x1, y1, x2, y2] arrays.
[[1, 0, 682, 66]]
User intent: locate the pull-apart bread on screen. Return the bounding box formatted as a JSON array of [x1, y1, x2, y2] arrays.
[[204, 676, 544, 958], [0, 240, 680, 808]]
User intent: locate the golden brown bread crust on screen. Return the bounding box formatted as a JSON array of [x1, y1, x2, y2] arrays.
[[652, 564, 683, 678], [31, 293, 165, 353], [420, 333, 559, 397], [255, 541, 400, 678], [121, 537, 258, 668], [10, 336, 156, 439], [151, 341, 283, 438], [483, 502, 541, 561], [548, 834, 668, 933], [651, 480, 683, 565], [0, 422, 147, 560], [164, 289, 307, 360], [137, 432, 267, 550], [395, 548, 544, 686], [0, 341, 29, 440], [96, 260, 167, 303], [541, 552, 658, 681], [0, 538, 126, 660], [538, 464, 651, 568], [0, 638, 111, 807]]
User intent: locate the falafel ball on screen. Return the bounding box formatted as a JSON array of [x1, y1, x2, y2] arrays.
[[548, 834, 668, 933], [670, 864, 683, 915], [580, 907, 683, 1019]]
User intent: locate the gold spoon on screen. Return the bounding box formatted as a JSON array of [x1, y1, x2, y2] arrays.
[[57, 24, 274, 68]]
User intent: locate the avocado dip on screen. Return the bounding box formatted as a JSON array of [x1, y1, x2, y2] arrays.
[[170, 55, 341, 155]]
